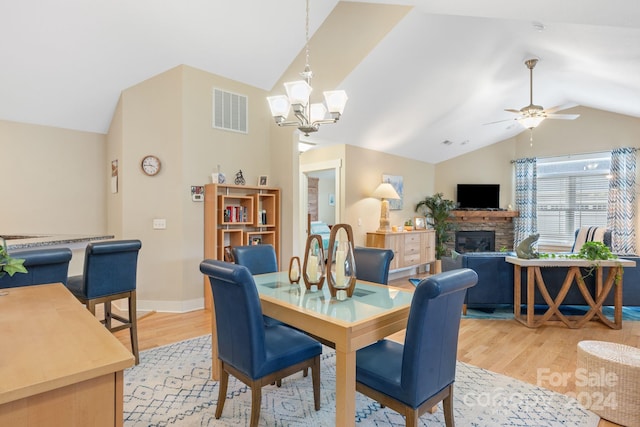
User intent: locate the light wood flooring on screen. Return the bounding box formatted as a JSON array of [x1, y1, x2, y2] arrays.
[[112, 275, 639, 427]]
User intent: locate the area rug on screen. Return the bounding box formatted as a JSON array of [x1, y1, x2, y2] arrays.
[[123, 335, 599, 426], [408, 278, 640, 320]]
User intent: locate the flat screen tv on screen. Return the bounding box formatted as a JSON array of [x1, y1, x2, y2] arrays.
[[457, 184, 500, 209]]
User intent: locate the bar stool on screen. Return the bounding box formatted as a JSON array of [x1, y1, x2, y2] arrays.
[[67, 240, 142, 364]]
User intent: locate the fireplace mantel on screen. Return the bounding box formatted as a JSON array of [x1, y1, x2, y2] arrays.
[[451, 210, 519, 223]]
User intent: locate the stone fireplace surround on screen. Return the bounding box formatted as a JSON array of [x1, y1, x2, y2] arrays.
[[445, 210, 518, 254]]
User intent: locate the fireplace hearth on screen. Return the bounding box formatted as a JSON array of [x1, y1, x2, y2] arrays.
[[455, 230, 495, 253]]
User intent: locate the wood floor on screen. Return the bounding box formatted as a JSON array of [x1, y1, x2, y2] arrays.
[[112, 275, 639, 427]]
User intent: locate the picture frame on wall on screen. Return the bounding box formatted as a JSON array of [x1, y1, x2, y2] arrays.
[[258, 175, 268, 186], [414, 216, 426, 230], [383, 174, 403, 210]]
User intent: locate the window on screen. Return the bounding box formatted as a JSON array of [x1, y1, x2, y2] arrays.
[[537, 152, 611, 247]]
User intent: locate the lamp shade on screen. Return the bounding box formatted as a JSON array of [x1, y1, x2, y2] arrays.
[[372, 182, 400, 200], [323, 90, 348, 114], [267, 95, 290, 118], [284, 80, 312, 106]]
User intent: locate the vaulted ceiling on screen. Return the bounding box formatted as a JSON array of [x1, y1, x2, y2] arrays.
[[1, 0, 639, 163]]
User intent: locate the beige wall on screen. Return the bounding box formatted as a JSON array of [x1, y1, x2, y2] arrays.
[[301, 144, 436, 247], [108, 65, 273, 311], [0, 120, 106, 235]]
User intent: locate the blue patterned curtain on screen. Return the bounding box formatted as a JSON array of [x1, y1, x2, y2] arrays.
[[607, 147, 637, 254], [514, 157, 537, 248]]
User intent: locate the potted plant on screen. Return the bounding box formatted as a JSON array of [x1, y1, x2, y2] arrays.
[[0, 237, 27, 278], [415, 193, 456, 264]]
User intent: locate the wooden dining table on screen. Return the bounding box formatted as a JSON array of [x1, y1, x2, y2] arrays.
[[208, 271, 414, 427]]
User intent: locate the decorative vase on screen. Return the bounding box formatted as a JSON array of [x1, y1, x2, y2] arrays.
[[326, 224, 357, 300], [302, 234, 325, 291], [288, 256, 301, 283]]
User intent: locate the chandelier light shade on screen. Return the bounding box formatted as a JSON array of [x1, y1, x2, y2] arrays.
[[372, 183, 400, 233], [266, 0, 347, 136]]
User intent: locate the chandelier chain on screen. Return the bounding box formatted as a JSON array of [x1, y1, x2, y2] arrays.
[[303, 0, 312, 80]]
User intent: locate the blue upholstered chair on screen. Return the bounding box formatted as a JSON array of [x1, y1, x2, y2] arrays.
[[231, 245, 283, 328], [66, 240, 142, 364], [355, 268, 478, 427], [354, 247, 394, 285], [200, 260, 322, 427], [0, 248, 72, 288]]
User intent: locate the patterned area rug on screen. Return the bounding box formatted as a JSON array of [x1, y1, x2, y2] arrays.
[[123, 335, 599, 426], [408, 278, 640, 320]]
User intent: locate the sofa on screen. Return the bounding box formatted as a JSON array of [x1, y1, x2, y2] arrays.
[[442, 251, 640, 308]]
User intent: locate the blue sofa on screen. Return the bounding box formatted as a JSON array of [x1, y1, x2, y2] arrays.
[[442, 252, 640, 308], [0, 248, 73, 288]]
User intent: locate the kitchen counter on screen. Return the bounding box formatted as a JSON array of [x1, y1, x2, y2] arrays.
[[2, 234, 114, 251]]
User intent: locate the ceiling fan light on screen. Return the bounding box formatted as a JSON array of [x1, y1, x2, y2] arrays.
[[518, 116, 545, 129], [284, 80, 312, 106]]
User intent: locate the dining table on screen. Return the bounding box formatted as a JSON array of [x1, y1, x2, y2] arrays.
[[208, 271, 414, 427]]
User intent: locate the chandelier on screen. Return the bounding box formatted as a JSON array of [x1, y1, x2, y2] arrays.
[[266, 0, 348, 136]]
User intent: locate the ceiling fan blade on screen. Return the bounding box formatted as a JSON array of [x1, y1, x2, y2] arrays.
[[544, 103, 578, 114], [504, 109, 522, 114], [546, 113, 580, 120]]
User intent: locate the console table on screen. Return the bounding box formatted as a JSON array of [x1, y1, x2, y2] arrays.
[[0, 283, 134, 426], [506, 256, 635, 329]]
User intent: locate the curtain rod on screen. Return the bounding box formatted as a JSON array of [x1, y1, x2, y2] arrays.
[[510, 147, 638, 164]]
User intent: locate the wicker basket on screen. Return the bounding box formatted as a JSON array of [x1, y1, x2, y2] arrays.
[[576, 340, 640, 427]]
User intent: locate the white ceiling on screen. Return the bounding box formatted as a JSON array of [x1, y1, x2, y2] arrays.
[[1, 0, 639, 163]]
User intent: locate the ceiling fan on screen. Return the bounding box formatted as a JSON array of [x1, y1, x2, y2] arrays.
[[489, 58, 580, 129]]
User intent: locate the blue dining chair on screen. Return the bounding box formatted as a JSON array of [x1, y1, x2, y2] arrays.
[[353, 247, 394, 284], [231, 244, 286, 327], [355, 268, 478, 427], [66, 240, 142, 364], [200, 260, 322, 427], [0, 247, 72, 288]]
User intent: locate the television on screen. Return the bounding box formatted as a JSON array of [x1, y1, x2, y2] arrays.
[[457, 184, 500, 209]]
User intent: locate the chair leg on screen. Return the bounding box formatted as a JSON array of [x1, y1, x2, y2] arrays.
[[250, 382, 262, 427], [215, 362, 228, 419], [462, 303, 467, 316], [443, 385, 455, 427], [105, 300, 112, 329], [128, 291, 139, 364], [405, 409, 419, 427], [311, 355, 320, 411], [86, 299, 97, 316]]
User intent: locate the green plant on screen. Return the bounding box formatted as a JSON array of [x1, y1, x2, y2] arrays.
[[538, 241, 621, 284], [0, 237, 27, 278], [415, 193, 456, 259]]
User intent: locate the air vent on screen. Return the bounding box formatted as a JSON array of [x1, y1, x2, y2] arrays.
[[213, 88, 248, 133], [442, 139, 453, 146]]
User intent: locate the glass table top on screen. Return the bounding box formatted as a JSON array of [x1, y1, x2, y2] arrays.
[[253, 271, 414, 323]]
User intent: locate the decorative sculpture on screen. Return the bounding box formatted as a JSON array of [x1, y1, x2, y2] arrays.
[[516, 233, 540, 259], [326, 224, 357, 299], [302, 234, 325, 291]]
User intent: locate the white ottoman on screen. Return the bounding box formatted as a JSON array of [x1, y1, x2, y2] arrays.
[[576, 340, 640, 427]]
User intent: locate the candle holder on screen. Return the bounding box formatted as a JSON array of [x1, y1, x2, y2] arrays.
[[302, 234, 325, 291], [326, 224, 357, 300], [288, 256, 301, 283]]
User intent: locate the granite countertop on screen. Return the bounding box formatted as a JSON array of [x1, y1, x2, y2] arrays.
[[2, 234, 114, 250]]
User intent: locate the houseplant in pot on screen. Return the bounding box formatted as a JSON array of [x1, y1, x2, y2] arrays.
[[415, 193, 456, 272]]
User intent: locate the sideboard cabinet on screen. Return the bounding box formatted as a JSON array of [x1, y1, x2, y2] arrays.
[[365, 230, 436, 272], [204, 183, 280, 309]]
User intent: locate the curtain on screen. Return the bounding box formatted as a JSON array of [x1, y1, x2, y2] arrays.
[[514, 157, 537, 248], [607, 147, 637, 254]]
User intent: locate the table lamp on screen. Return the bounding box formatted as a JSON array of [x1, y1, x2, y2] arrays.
[[372, 182, 400, 232]]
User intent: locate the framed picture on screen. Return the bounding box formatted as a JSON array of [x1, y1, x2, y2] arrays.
[[251, 237, 262, 245], [328, 193, 335, 206], [382, 174, 403, 210], [258, 175, 268, 186], [414, 216, 426, 230]]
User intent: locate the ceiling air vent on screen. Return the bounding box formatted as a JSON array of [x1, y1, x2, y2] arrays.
[[213, 88, 248, 134], [442, 139, 453, 146]]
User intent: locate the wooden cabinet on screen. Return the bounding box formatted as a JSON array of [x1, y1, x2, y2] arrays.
[[204, 183, 281, 309], [366, 230, 436, 271]]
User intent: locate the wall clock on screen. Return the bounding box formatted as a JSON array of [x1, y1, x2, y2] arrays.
[[141, 155, 161, 176]]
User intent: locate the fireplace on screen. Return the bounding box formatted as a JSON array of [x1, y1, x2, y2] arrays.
[[455, 230, 495, 253]]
